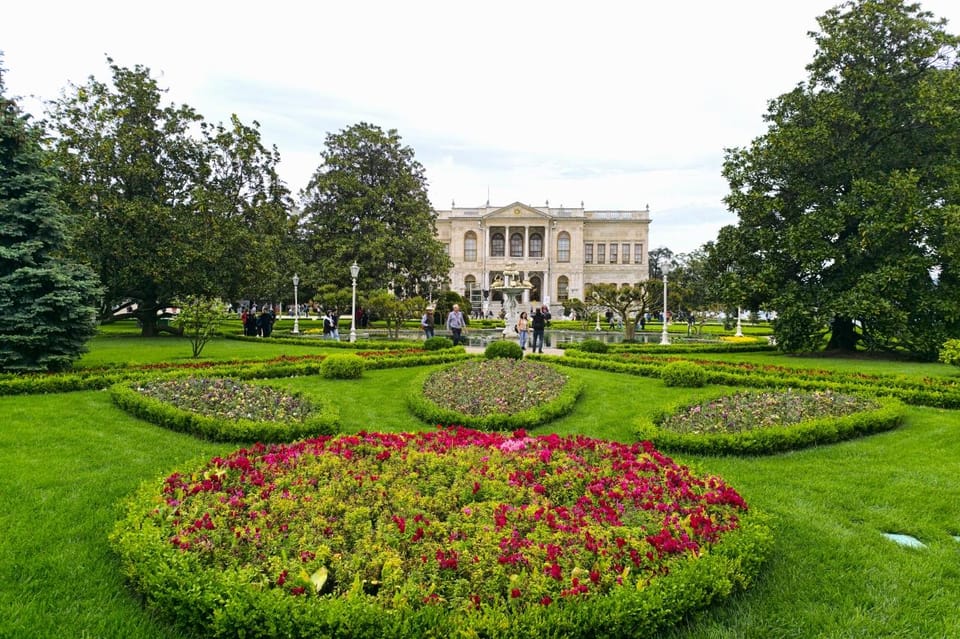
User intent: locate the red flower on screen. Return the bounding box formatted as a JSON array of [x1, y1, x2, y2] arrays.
[[510, 588, 522, 599]]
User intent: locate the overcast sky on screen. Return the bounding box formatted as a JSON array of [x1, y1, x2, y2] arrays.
[[3, 0, 958, 253]]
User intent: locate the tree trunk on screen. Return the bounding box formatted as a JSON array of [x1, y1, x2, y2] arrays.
[[624, 318, 637, 341], [136, 303, 161, 337], [826, 316, 858, 351]]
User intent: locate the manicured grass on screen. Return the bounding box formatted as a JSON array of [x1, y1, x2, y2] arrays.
[[75, 334, 341, 368], [3, 337, 960, 638]]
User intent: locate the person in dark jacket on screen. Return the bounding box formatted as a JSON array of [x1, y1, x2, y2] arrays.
[[531, 308, 546, 353], [244, 309, 258, 336]]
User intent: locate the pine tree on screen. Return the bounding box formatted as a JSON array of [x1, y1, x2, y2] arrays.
[[0, 65, 101, 371]]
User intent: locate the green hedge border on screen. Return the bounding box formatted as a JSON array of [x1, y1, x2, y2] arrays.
[[562, 341, 775, 354], [111, 477, 772, 638], [536, 352, 960, 409], [0, 350, 471, 396], [406, 361, 584, 431], [635, 396, 906, 456], [109, 380, 341, 443]]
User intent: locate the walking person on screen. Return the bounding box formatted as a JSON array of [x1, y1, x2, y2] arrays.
[[517, 311, 529, 351], [446, 303, 467, 346], [328, 310, 340, 341], [421, 307, 435, 339], [531, 308, 546, 353]]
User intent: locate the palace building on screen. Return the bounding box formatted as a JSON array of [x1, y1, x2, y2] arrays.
[[434, 201, 651, 315]]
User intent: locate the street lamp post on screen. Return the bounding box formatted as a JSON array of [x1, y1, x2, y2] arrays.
[[660, 260, 672, 345], [292, 273, 300, 334], [349, 261, 360, 343]]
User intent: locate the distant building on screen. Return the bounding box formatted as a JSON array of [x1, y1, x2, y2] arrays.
[[434, 201, 651, 314]]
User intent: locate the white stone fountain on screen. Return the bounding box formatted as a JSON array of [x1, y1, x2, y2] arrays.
[[490, 263, 532, 339]]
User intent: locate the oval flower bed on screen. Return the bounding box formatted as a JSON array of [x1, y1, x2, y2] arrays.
[[407, 358, 584, 430], [110, 377, 339, 442], [636, 389, 905, 455], [111, 427, 771, 638]]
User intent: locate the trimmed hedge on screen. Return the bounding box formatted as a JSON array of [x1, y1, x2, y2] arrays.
[[635, 396, 906, 455], [563, 341, 775, 355], [661, 361, 708, 387], [576, 339, 609, 353], [406, 364, 584, 431], [543, 352, 960, 409], [484, 340, 523, 360], [320, 354, 365, 379], [0, 349, 472, 396], [110, 381, 340, 443], [423, 336, 455, 351], [110, 460, 772, 639]]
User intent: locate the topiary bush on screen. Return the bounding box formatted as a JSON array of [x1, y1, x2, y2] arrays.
[[320, 354, 365, 379], [661, 360, 708, 387], [577, 339, 609, 353], [484, 340, 523, 360], [423, 336, 455, 351]]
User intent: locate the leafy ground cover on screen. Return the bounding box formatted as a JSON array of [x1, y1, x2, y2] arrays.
[[112, 427, 769, 637], [659, 389, 877, 434], [411, 358, 581, 432], [135, 378, 315, 422]]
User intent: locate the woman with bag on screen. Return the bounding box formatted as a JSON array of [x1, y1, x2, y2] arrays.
[[517, 311, 529, 351]]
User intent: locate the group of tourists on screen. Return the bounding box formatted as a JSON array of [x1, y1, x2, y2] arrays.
[[420, 303, 551, 352], [240, 306, 276, 337], [519, 306, 549, 353]]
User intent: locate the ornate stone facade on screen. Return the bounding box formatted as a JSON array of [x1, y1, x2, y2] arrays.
[[434, 201, 651, 315]]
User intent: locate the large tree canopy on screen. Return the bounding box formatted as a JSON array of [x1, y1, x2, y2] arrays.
[[719, 0, 960, 359], [0, 65, 101, 371], [47, 59, 294, 335], [299, 122, 452, 298]]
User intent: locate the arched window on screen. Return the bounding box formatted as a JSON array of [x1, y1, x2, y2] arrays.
[[465, 275, 480, 305], [557, 232, 571, 262], [510, 233, 524, 257], [491, 232, 505, 257], [557, 276, 569, 302], [529, 275, 542, 302], [464, 231, 477, 262], [529, 233, 543, 258]]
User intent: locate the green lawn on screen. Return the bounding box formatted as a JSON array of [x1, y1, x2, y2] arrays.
[[2, 336, 959, 638]]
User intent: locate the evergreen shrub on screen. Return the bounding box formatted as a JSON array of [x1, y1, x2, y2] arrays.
[[576, 339, 609, 353], [320, 354, 365, 379], [423, 336, 454, 351], [484, 340, 523, 360], [661, 361, 708, 387]]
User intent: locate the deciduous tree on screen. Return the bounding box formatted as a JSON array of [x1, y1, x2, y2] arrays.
[[720, 0, 960, 359], [47, 59, 293, 336], [588, 283, 653, 341], [299, 123, 452, 298]]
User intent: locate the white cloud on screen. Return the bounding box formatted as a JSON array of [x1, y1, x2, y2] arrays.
[[3, 0, 958, 253]]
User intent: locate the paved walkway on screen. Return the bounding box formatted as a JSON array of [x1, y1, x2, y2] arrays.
[[463, 344, 566, 357]]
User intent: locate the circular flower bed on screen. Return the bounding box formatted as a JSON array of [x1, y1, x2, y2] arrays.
[[110, 377, 339, 442], [111, 428, 771, 638], [407, 359, 583, 430], [636, 389, 905, 455]]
